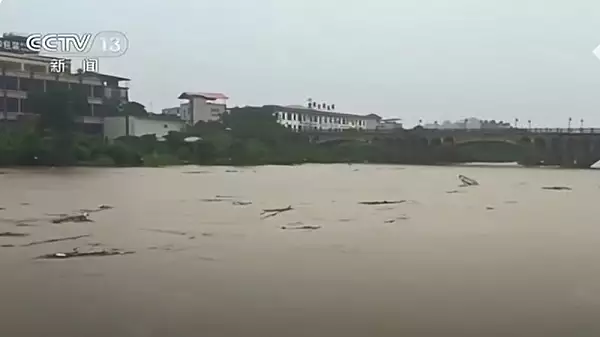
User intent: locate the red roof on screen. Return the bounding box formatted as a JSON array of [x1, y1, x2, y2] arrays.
[[178, 92, 229, 100]]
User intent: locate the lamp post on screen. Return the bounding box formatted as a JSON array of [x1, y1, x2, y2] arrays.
[[527, 119, 532, 130], [568, 117, 572, 132], [514, 118, 519, 128], [464, 118, 468, 130], [580, 118, 584, 131]]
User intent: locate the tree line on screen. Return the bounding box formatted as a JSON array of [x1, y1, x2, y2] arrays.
[[0, 89, 525, 167]]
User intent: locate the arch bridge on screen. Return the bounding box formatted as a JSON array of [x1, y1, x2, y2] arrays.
[[306, 128, 600, 168]]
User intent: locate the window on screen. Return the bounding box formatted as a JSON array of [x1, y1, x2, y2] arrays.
[[92, 86, 103, 98], [4, 76, 18, 90], [6, 97, 18, 112]]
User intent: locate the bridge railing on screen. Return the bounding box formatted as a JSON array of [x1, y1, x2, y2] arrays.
[[303, 127, 600, 135]]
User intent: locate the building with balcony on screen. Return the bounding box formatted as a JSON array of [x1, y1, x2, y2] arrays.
[[172, 92, 228, 125], [0, 33, 129, 126], [268, 105, 382, 132]]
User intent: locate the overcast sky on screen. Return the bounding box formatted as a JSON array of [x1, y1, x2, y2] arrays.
[[2, 0, 600, 127]]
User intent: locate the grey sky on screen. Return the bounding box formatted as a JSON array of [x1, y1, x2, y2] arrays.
[[2, 0, 600, 127]]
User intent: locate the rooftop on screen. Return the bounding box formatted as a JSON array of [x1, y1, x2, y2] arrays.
[[78, 71, 130, 82], [0, 50, 58, 62], [178, 92, 229, 100]]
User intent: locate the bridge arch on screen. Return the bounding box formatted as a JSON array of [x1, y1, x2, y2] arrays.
[[453, 138, 519, 146]]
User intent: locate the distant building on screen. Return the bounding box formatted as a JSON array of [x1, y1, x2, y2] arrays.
[[167, 92, 228, 125], [267, 104, 382, 131], [377, 118, 404, 130], [424, 118, 511, 130]]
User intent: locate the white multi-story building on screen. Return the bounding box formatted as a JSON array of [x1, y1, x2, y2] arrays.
[[268, 105, 382, 132]]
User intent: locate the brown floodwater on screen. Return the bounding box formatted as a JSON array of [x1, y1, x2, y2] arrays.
[[1, 164, 600, 337]]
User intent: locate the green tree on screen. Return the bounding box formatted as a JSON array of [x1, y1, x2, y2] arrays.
[[123, 101, 148, 116], [28, 88, 87, 165]]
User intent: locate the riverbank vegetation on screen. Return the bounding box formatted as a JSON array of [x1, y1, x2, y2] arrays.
[[0, 89, 525, 167]]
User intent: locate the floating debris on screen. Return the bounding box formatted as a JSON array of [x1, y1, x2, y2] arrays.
[[0, 207, 5, 211], [80, 205, 114, 213], [385, 215, 410, 223], [0, 232, 29, 237], [261, 205, 293, 219], [141, 228, 187, 236], [458, 174, 479, 187], [16, 223, 36, 227], [542, 186, 572, 191], [20, 202, 30, 206], [51, 213, 92, 224], [504, 200, 518, 204], [281, 222, 321, 231], [359, 200, 406, 205], [148, 244, 175, 251], [225, 170, 239, 173], [200, 198, 227, 202], [1, 244, 15, 248], [22, 234, 91, 247], [37, 248, 134, 260], [216, 195, 237, 199], [232, 201, 252, 206], [45, 213, 69, 217], [486, 206, 495, 210], [201, 232, 214, 237], [446, 190, 464, 194], [184, 171, 210, 174], [339, 219, 352, 223]]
